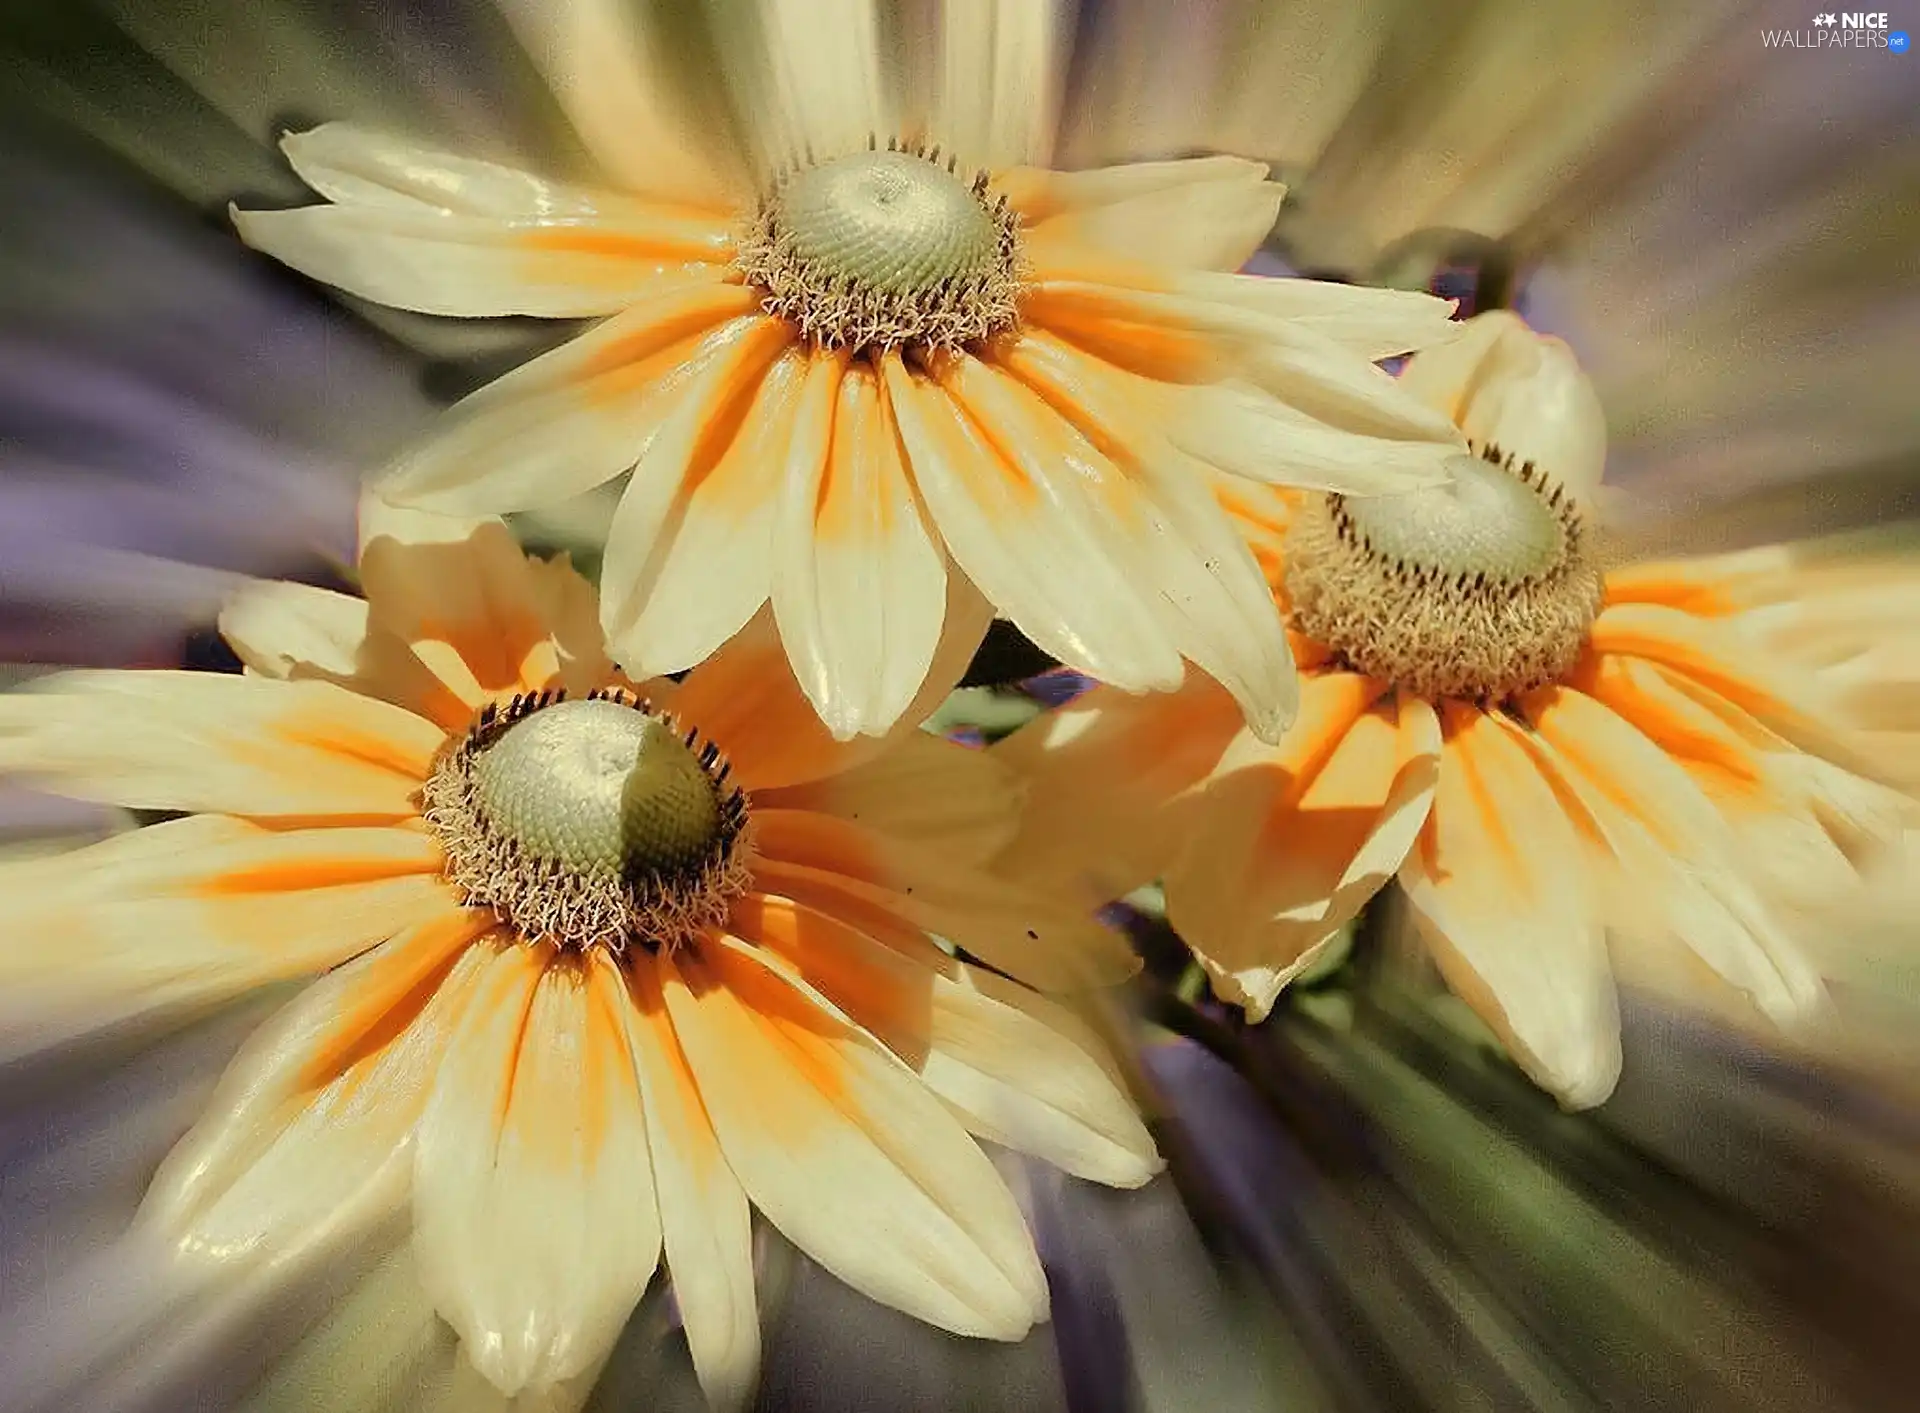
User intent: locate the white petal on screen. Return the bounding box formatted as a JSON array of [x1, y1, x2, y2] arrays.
[[140, 911, 494, 1260], [774, 358, 949, 740], [661, 937, 1047, 1340], [882, 352, 1185, 694], [1177, 271, 1463, 361], [620, 959, 760, 1412], [743, 894, 1159, 1187], [1396, 309, 1607, 501], [935, 0, 1065, 168], [1019, 158, 1286, 273], [413, 946, 661, 1396], [0, 670, 439, 818], [490, 0, 744, 205], [717, 0, 888, 173], [1398, 706, 1621, 1109], [376, 283, 764, 515]]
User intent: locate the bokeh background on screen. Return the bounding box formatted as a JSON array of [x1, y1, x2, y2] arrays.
[[0, 2, 1915, 1409]]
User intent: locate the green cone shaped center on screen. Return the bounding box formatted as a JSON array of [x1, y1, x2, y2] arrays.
[[1342, 452, 1567, 583], [776, 150, 1001, 295], [469, 699, 721, 879]]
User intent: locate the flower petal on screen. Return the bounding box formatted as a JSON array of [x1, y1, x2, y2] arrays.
[[414, 946, 661, 1396], [661, 936, 1047, 1340], [621, 957, 760, 1412], [490, 0, 745, 205], [234, 200, 732, 319], [1396, 310, 1607, 502], [750, 806, 1138, 991], [603, 347, 807, 678], [757, 728, 1024, 867], [376, 281, 764, 515], [886, 351, 1184, 693], [1010, 157, 1285, 273], [597, 318, 797, 655], [740, 893, 1160, 1188], [774, 357, 950, 740], [1168, 687, 1437, 1020], [140, 907, 494, 1259], [719, 0, 887, 173], [1397, 703, 1620, 1108], [990, 676, 1244, 907], [934, 0, 1063, 169], [1522, 684, 1825, 1025], [0, 671, 441, 818], [670, 577, 993, 793]]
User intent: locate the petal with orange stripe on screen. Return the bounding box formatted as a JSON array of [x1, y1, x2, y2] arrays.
[[621, 954, 759, 1412], [750, 806, 1139, 991], [885, 350, 1183, 693], [0, 671, 441, 819], [773, 354, 949, 741], [1398, 703, 1620, 1108], [660, 936, 1047, 1340], [598, 317, 797, 656], [605, 347, 808, 678], [1168, 684, 1437, 1019], [739, 893, 1159, 1187], [139, 906, 495, 1259], [413, 945, 661, 1396], [378, 280, 765, 516]]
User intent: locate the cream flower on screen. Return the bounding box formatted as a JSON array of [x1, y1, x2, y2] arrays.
[[999, 311, 1918, 1108], [0, 498, 1158, 1405], [231, 0, 1467, 747]]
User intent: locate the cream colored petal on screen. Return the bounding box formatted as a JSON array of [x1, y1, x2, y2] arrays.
[[1396, 309, 1607, 502], [1176, 272, 1463, 361], [991, 677, 1246, 908], [741, 893, 1159, 1188], [274, 122, 634, 215], [661, 937, 1047, 1340], [1397, 704, 1621, 1109], [757, 727, 1025, 867], [1012, 157, 1285, 273], [750, 806, 1138, 991], [0, 670, 440, 818], [775, 357, 952, 741], [0, 817, 458, 1059], [934, 0, 1064, 169], [621, 957, 760, 1412], [376, 281, 763, 515], [491, 0, 744, 205], [140, 909, 494, 1260], [1523, 684, 1825, 1026], [597, 319, 797, 656], [414, 946, 661, 1396], [716, 0, 888, 175], [604, 347, 806, 679], [886, 351, 1186, 694], [233, 202, 731, 318], [1168, 690, 1438, 1021], [669, 572, 993, 794], [217, 578, 471, 731]]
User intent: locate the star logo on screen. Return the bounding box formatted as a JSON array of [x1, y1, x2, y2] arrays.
[[1813, 12, 1837, 23]]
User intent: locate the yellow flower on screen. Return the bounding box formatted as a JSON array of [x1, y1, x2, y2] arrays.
[[1000, 311, 1917, 1108], [0, 498, 1157, 1404], [232, 0, 1466, 746]]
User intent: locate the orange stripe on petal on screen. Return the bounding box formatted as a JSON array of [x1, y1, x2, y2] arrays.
[[517, 214, 733, 265], [1576, 652, 1767, 793], [1021, 282, 1218, 385], [576, 284, 765, 403]]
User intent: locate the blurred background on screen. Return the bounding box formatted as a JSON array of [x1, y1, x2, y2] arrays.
[[0, 1, 1915, 1409]]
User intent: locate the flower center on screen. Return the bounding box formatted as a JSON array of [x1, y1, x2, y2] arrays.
[[1282, 446, 1603, 702], [733, 139, 1022, 356], [422, 689, 750, 951]]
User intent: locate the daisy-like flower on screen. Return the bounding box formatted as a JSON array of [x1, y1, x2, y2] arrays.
[[0, 498, 1158, 1406], [231, 0, 1467, 746], [999, 310, 1918, 1108]]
